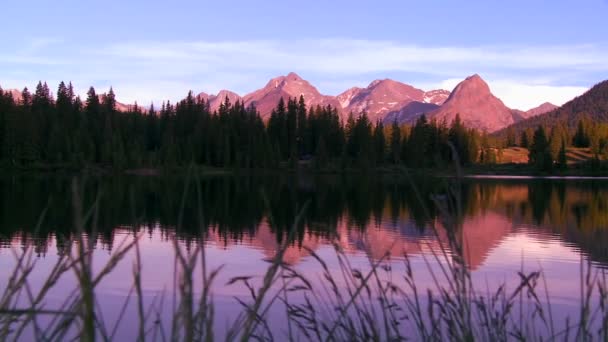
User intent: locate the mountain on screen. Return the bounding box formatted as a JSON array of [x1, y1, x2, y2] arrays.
[[339, 79, 425, 122], [114, 101, 133, 112], [5, 74, 561, 130], [7, 89, 22, 102], [421, 74, 521, 132], [495, 79, 608, 136], [195, 91, 209, 102], [243, 72, 340, 120], [525, 102, 558, 117], [198, 90, 242, 113], [0, 88, 23, 103], [336, 86, 362, 108], [338, 79, 449, 123]]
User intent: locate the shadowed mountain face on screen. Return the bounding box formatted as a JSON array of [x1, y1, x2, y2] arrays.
[[382, 101, 440, 124], [336, 87, 363, 108], [337, 79, 449, 123], [243, 72, 341, 120], [338, 79, 425, 122]]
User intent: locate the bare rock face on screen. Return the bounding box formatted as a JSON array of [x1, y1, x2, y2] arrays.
[[383, 101, 440, 124], [243, 72, 341, 120], [7, 89, 22, 103], [524, 102, 558, 118], [340, 79, 426, 122], [337, 80, 450, 123], [336, 86, 363, 108], [423, 89, 450, 105], [426, 74, 519, 132]]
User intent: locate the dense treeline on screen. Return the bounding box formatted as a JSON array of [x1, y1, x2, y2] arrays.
[[497, 79, 608, 148], [493, 79, 608, 171], [501, 117, 608, 171], [0, 82, 496, 170], [0, 82, 275, 169]]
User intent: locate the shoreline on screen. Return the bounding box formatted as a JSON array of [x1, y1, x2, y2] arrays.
[[0, 162, 607, 179]]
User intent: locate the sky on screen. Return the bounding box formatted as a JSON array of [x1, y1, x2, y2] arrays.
[[1, 0, 607, 110]]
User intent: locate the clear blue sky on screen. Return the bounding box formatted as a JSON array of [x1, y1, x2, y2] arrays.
[[1, 0, 607, 109]]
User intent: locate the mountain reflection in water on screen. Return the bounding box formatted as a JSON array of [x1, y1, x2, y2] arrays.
[[1, 174, 607, 268], [2, 174, 608, 339]]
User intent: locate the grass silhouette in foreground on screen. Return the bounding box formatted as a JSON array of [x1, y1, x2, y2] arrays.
[[1, 158, 607, 341]]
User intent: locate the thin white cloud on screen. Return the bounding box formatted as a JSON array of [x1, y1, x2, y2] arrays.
[[2, 38, 605, 107], [489, 81, 587, 110], [101, 39, 608, 74]]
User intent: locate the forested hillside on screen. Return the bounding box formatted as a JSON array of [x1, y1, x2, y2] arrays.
[[0, 82, 490, 170], [496, 80, 608, 136]]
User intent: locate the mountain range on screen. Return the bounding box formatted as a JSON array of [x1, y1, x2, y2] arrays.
[[189, 72, 556, 132], [3, 73, 561, 133]]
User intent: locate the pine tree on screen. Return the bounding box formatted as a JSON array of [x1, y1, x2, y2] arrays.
[[529, 126, 553, 171], [345, 112, 356, 160], [67, 82, 75, 100], [346, 112, 373, 168], [548, 126, 562, 162], [589, 123, 601, 155], [372, 121, 386, 165], [573, 119, 590, 147], [1, 90, 19, 164], [315, 136, 328, 170], [21, 87, 31, 106], [505, 127, 516, 147], [286, 97, 298, 164], [103, 87, 117, 113], [407, 115, 429, 167], [296, 95, 308, 157], [399, 126, 409, 165], [448, 114, 472, 165], [557, 141, 567, 170], [389, 120, 401, 164], [520, 129, 530, 148]]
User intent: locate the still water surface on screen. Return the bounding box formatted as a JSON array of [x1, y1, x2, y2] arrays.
[[1, 174, 607, 339]]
